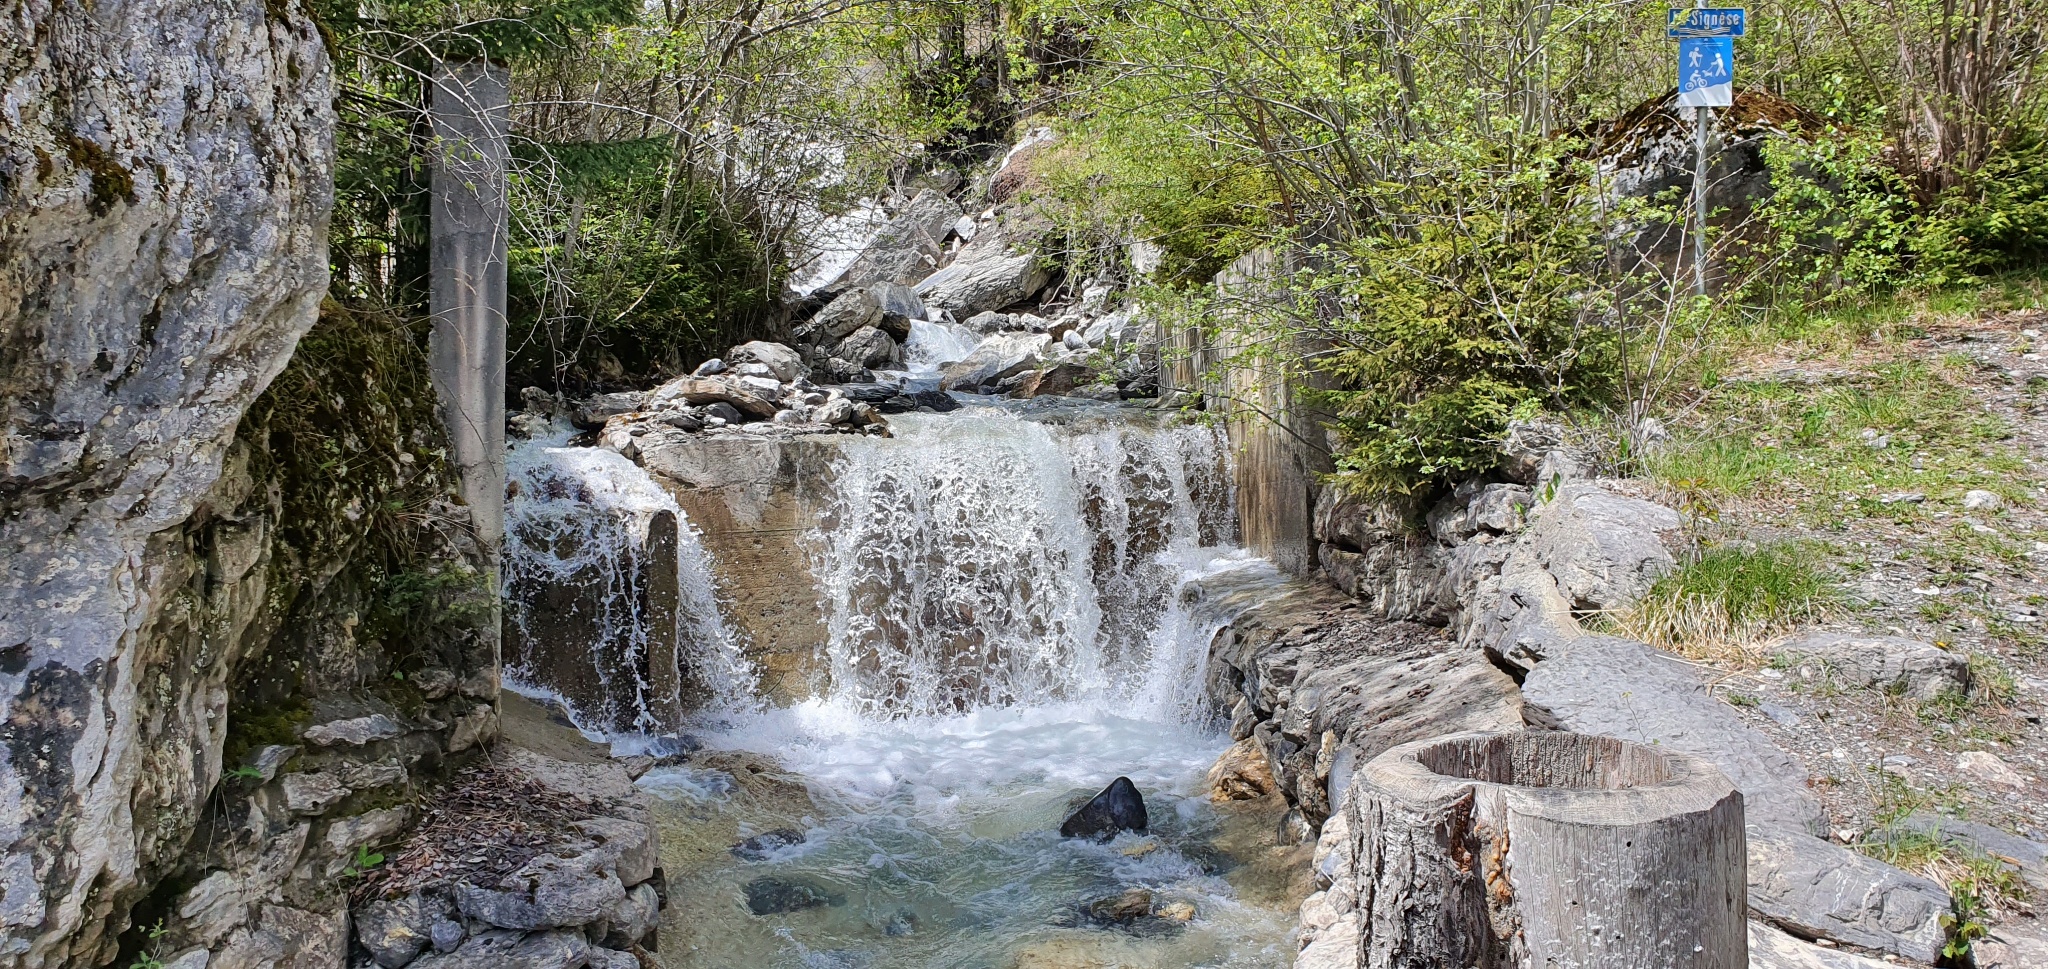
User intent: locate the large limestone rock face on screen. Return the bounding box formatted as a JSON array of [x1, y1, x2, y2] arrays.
[[633, 428, 840, 702], [0, 0, 333, 963]]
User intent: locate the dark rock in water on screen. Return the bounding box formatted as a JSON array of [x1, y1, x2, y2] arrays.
[[912, 389, 960, 413], [1060, 777, 1148, 840], [877, 389, 960, 415], [883, 908, 918, 937], [730, 827, 806, 861], [744, 877, 843, 916], [1087, 888, 1153, 924], [646, 733, 704, 761], [1275, 807, 1315, 846], [1069, 888, 1186, 938]]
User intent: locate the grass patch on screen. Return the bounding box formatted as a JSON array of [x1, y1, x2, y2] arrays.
[[1651, 353, 2037, 530], [1609, 542, 1844, 662], [1859, 827, 2030, 920]]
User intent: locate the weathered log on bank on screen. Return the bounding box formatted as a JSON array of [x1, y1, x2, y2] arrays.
[[1352, 731, 1746, 969]]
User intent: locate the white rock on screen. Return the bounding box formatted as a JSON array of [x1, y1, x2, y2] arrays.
[[726, 341, 806, 383], [1959, 750, 2027, 787], [1964, 489, 2004, 511]]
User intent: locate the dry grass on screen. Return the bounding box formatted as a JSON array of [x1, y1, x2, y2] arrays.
[[1608, 541, 1844, 663]]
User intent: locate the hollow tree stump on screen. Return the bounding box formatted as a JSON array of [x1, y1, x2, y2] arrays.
[[1351, 731, 1746, 969]]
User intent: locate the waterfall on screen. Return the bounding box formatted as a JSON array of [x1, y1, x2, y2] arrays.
[[806, 407, 1239, 719], [902, 318, 981, 374], [502, 434, 755, 735], [499, 402, 1246, 735]]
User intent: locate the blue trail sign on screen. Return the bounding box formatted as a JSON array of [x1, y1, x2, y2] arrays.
[[1666, 7, 1747, 296], [1677, 35, 1734, 107], [1668, 7, 1746, 36]]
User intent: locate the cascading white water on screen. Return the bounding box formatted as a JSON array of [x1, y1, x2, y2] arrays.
[[902, 318, 981, 375], [806, 406, 1239, 719], [502, 404, 1297, 968], [501, 431, 756, 734]]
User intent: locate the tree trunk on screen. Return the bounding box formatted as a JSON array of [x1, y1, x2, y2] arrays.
[[1349, 731, 1747, 969]]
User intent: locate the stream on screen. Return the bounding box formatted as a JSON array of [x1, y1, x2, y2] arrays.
[[500, 332, 1304, 967]]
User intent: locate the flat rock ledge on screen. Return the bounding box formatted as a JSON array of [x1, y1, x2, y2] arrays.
[[1201, 425, 1974, 967], [348, 751, 663, 969]]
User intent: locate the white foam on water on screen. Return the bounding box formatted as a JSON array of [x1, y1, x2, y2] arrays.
[[902, 319, 981, 375], [804, 408, 1240, 720]]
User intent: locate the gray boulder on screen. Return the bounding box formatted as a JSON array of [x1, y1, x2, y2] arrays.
[[0, 3, 333, 957], [940, 333, 1052, 393], [916, 225, 1052, 316], [1523, 483, 1680, 610], [834, 325, 901, 370], [813, 397, 856, 425], [646, 376, 777, 420], [830, 189, 963, 288], [586, 949, 640, 969], [811, 288, 883, 340], [1773, 632, 1970, 700], [302, 713, 405, 746], [571, 816, 660, 888], [1522, 634, 1828, 834], [356, 892, 453, 968], [868, 281, 924, 341], [453, 852, 628, 931], [571, 392, 645, 431], [1977, 921, 2048, 969], [1748, 829, 1950, 963], [1498, 419, 1573, 483], [599, 882, 660, 949], [961, 310, 1015, 334], [1427, 482, 1532, 541], [407, 929, 590, 969], [726, 341, 806, 383], [280, 771, 350, 816], [1747, 921, 1898, 968]]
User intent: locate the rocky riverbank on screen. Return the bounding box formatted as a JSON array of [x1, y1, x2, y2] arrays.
[[1197, 421, 2048, 968]]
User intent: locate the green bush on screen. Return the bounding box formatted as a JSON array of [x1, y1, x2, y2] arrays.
[[1747, 130, 2048, 298], [1310, 151, 1623, 497], [507, 141, 780, 387]]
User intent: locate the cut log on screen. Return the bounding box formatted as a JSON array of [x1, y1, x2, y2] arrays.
[[1350, 731, 1746, 969]]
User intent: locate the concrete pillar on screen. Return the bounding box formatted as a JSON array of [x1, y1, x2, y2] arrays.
[[428, 57, 510, 554]]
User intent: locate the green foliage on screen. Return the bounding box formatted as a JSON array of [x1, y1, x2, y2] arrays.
[[1941, 885, 1992, 959], [125, 921, 167, 969], [1309, 149, 1622, 497], [1611, 542, 1842, 658], [311, 0, 637, 64], [220, 694, 312, 773], [507, 149, 780, 386], [342, 844, 387, 881], [1747, 131, 2048, 299]]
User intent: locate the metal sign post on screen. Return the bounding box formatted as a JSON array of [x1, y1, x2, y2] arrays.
[[1669, 8, 1744, 296]]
